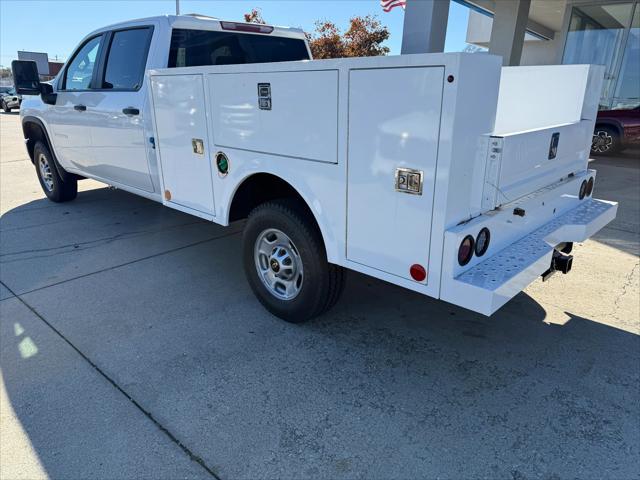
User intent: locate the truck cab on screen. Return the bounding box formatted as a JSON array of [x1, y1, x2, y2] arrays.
[[19, 14, 310, 198]]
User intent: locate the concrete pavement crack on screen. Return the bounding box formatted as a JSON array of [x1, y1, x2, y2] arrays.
[[7, 228, 241, 297], [611, 261, 640, 322], [0, 220, 205, 263]]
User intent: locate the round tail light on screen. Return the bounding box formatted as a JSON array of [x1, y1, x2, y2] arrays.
[[579, 180, 587, 200], [410, 264, 426, 282], [458, 235, 474, 266], [475, 228, 490, 257], [586, 177, 594, 197]]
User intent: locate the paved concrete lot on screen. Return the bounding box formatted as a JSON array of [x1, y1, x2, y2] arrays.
[[1, 111, 638, 479]]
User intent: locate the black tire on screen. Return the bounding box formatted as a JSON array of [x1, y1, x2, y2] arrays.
[[242, 198, 344, 323], [1, 100, 9, 113], [33, 141, 77, 202], [591, 126, 621, 155]]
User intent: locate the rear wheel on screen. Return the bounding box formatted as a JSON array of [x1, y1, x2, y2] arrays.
[[34, 141, 77, 202], [242, 198, 344, 323], [591, 126, 621, 155]]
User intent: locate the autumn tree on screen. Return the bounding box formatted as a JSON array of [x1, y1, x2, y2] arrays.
[[244, 8, 266, 24], [308, 15, 390, 59], [243, 9, 390, 59]]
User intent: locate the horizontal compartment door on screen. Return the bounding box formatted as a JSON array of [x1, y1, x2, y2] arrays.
[[208, 70, 338, 163], [346, 66, 444, 283], [492, 121, 592, 206], [151, 74, 215, 215]]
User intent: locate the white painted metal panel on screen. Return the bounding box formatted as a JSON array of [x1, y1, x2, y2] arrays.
[[494, 65, 604, 135], [151, 74, 215, 215], [490, 120, 593, 206], [346, 66, 444, 282], [209, 70, 338, 163]]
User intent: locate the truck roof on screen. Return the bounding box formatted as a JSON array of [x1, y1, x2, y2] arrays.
[[86, 14, 307, 40]]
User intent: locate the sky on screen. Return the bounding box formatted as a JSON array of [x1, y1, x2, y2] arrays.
[[0, 0, 472, 67]]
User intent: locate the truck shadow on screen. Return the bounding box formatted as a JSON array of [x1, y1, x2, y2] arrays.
[[1, 186, 639, 478]]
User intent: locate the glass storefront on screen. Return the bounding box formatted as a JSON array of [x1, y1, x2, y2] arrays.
[[563, 1, 640, 110]]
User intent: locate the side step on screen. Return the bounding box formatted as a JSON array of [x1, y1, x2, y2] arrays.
[[448, 198, 617, 316]]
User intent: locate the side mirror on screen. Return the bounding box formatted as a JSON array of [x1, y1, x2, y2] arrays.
[[11, 60, 41, 95]]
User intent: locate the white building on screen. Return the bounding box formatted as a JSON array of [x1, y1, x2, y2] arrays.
[[403, 0, 639, 110]]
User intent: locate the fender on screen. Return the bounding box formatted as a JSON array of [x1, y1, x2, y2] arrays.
[[593, 118, 624, 137], [21, 115, 76, 183], [226, 170, 341, 264]]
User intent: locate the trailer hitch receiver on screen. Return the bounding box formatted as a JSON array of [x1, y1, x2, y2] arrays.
[[542, 250, 573, 281]]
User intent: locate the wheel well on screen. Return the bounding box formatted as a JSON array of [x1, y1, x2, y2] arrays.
[[229, 173, 314, 223], [594, 122, 622, 137], [22, 120, 48, 163]]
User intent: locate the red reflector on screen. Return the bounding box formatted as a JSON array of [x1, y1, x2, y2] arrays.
[[220, 21, 274, 34], [410, 264, 426, 282]]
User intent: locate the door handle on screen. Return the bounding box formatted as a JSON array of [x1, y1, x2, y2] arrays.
[[122, 107, 140, 116], [74, 104, 86, 111]]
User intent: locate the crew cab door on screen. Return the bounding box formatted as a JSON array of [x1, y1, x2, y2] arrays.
[[88, 26, 155, 192], [48, 34, 104, 171]]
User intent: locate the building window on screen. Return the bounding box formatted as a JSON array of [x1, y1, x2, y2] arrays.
[[613, 5, 640, 109], [562, 2, 635, 109]]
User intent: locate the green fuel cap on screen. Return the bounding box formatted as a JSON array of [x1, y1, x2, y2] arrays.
[[215, 152, 229, 176]]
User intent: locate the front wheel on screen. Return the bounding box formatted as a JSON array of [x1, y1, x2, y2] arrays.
[[1, 100, 9, 113], [34, 141, 77, 202], [242, 199, 344, 323]]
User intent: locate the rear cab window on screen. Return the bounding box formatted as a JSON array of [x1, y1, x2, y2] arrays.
[[102, 27, 153, 90], [168, 28, 309, 68]]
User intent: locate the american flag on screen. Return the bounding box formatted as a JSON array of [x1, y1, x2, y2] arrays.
[[380, 0, 406, 12]]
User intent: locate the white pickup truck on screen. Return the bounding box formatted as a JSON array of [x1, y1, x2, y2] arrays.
[[12, 14, 617, 322]]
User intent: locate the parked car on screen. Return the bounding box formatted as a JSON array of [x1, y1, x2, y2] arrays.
[[592, 105, 640, 154], [0, 87, 22, 112]]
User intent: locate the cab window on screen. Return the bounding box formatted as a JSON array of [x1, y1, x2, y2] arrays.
[[168, 28, 309, 67], [102, 27, 153, 90], [63, 35, 103, 90]]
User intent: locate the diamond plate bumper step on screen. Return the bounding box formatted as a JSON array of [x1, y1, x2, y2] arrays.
[[452, 198, 618, 315]]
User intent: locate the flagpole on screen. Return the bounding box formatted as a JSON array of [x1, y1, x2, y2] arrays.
[[176, 0, 180, 15]]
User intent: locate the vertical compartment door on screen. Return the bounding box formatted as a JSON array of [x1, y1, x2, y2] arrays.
[[346, 67, 444, 282], [151, 74, 215, 216]]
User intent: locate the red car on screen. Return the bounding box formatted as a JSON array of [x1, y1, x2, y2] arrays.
[[592, 105, 640, 154]]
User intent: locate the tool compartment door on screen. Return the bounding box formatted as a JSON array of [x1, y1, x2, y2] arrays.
[[151, 74, 215, 216], [346, 67, 444, 282], [208, 70, 338, 164]]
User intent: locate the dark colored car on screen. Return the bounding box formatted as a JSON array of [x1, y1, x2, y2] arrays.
[[0, 86, 22, 112], [592, 105, 640, 154]]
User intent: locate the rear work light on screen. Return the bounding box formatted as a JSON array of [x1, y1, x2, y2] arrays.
[[475, 228, 490, 257], [458, 235, 474, 266], [586, 177, 594, 197], [220, 21, 274, 34], [579, 180, 587, 200]]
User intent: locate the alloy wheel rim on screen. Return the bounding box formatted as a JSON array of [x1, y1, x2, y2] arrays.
[[38, 153, 54, 192], [254, 228, 303, 300], [592, 131, 613, 153]]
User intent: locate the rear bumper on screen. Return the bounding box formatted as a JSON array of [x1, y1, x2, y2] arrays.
[[440, 169, 617, 315], [448, 198, 616, 315]]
